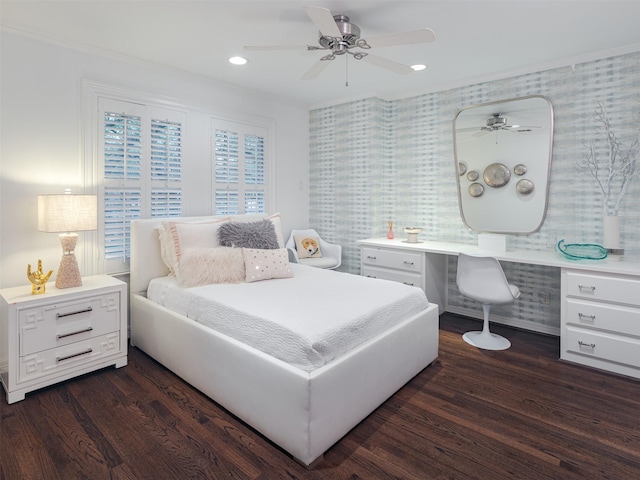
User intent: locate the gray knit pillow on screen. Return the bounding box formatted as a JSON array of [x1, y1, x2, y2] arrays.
[[217, 219, 279, 249]]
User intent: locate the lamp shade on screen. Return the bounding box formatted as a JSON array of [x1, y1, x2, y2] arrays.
[[38, 194, 97, 233]]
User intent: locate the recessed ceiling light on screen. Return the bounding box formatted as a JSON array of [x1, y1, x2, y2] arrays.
[[411, 64, 427, 71], [229, 56, 248, 65]]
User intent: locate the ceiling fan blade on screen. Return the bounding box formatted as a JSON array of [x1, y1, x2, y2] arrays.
[[366, 28, 436, 48], [303, 6, 342, 38], [300, 59, 332, 80], [244, 45, 310, 51], [360, 55, 415, 75]]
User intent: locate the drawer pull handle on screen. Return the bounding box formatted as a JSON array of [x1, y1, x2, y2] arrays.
[[56, 307, 93, 319], [403, 282, 415, 286], [366, 255, 377, 260], [578, 313, 596, 321], [56, 348, 93, 363], [403, 261, 415, 266], [577, 284, 596, 293], [578, 340, 596, 349], [366, 275, 377, 279], [56, 327, 94, 340]]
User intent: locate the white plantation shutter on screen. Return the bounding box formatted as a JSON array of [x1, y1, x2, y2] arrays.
[[213, 120, 268, 215], [99, 98, 185, 273], [103, 189, 141, 261], [244, 134, 265, 185], [151, 189, 182, 217], [151, 119, 182, 182], [244, 191, 265, 213], [215, 191, 240, 215], [104, 113, 142, 180]]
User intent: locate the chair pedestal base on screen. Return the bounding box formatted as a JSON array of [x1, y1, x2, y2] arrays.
[[462, 303, 511, 351], [462, 330, 511, 351]]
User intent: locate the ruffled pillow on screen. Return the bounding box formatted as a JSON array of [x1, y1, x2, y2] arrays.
[[157, 217, 229, 275]]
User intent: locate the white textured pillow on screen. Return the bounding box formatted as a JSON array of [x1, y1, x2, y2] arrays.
[[243, 248, 293, 283], [177, 247, 245, 287], [161, 218, 229, 275], [267, 213, 285, 248]]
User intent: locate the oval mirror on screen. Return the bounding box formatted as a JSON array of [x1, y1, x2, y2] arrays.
[[453, 95, 554, 234]]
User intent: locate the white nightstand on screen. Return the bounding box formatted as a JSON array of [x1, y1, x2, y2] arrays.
[[0, 275, 127, 403]]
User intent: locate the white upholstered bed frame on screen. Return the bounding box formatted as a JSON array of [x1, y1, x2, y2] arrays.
[[129, 215, 439, 466]]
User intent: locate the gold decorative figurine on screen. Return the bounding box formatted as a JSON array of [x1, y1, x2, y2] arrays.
[[27, 260, 53, 294]]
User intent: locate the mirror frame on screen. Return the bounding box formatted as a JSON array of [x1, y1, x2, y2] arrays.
[[453, 95, 554, 235]]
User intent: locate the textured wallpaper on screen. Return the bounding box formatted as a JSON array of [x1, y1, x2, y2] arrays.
[[309, 52, 640, 333]]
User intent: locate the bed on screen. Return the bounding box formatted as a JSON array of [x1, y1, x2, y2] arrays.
[[129, 214, 439, 466]]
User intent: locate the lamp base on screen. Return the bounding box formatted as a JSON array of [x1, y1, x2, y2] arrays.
[[55, 234, 82, 289]]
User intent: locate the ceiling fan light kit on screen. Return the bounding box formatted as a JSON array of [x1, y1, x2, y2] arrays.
[[244, 6, 435, 83]]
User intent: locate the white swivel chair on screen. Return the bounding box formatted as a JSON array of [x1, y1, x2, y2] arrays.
[[456, 253, 521, 351], [286, 229, 342, 269]]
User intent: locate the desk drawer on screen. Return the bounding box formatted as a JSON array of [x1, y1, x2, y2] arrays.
[[18, 332, 122, 384], [564, 271, 640, 306], [19, 292, 121, 356], [565, 298, 640, 337], [563, 325, 640, 368], [361, 247, 422, 273], [362, 266, 423, 288]]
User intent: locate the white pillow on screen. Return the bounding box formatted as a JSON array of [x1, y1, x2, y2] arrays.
[[158, 218, 229, 275], [243, 248, 293, 283], [177, 247, 245, 287], [267, 213, 285, 248]]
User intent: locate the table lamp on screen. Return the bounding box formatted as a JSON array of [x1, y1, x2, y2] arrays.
[[38, 191, 97, 288]]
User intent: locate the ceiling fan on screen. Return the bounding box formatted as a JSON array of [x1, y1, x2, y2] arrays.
[[243, 6, 436, 81], [482, 114, 535, 132], [458, 114, 541, 137]]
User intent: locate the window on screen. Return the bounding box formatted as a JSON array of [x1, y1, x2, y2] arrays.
[[212, 119, 268, 215], [84, 81, 274, 276], [99, 98, 185, 274]]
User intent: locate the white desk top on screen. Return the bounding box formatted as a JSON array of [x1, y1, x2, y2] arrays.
[[358, 238, 640, 277]]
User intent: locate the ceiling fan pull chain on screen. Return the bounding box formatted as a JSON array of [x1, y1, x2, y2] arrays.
[[345, 54, 349, 87]]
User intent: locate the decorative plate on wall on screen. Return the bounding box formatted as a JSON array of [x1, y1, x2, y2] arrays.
[[516, 178, 535, 194], [483, 163, 511, 188], [468, 183, 484, 197], [514, 164, 527, 176]]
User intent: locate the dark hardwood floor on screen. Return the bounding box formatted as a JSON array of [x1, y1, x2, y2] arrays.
[[2, 313, 639, 479]]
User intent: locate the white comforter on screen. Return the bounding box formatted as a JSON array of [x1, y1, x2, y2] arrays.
[[147, 264, 430, 372]]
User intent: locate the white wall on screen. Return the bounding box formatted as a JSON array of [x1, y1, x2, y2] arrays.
[[0, 31, 310, 288]]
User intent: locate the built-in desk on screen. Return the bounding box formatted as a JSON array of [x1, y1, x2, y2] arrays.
[[358, 237, 640, 379]]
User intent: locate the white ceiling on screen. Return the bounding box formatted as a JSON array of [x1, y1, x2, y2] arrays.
[[2, 1, 639, 108]]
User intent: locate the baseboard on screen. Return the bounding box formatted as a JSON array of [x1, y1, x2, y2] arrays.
[[445, 306, 560, 337]]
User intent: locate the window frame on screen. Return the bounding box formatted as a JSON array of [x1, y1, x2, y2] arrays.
[[211, 116, 272, 216], [82, 81, 276, 276]]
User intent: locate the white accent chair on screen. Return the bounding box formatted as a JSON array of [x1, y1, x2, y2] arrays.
[[286, 229, 342, 269], [456, 253, 521, 351]]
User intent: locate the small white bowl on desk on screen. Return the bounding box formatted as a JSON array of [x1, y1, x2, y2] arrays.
[[403, 227, 423, 244]]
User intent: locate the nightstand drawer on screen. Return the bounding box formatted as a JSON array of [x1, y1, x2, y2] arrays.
[[361, 247, 423, 273], [18, 332, 122, 384], [565, 298, 640, 337], [564, 325, 640, 367], [19, 292, 121, 356], [362, 265, 423, 287], [564, 271, 640, 306]]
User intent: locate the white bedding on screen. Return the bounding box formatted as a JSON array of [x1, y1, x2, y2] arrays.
[[147, 263, 429, 372]]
